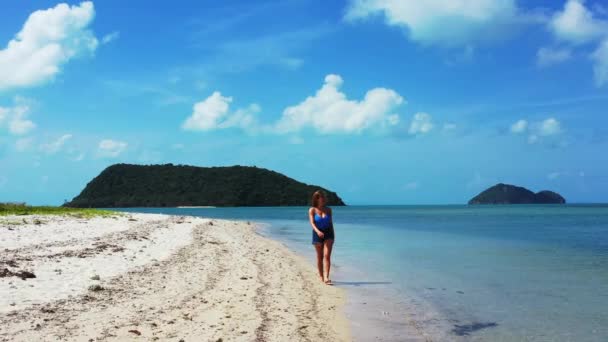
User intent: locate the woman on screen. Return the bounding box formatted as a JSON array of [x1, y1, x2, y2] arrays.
[[308, 190, 335, 285]]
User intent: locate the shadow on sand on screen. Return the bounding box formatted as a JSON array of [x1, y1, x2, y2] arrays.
[[452, 322, 499, 336]]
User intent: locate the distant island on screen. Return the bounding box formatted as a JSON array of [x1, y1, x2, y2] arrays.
[[469, 183, 566, 205], [64, 164, 345, 208]]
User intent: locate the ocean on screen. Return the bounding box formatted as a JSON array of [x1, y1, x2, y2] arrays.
[[117, 205, 608, 341]]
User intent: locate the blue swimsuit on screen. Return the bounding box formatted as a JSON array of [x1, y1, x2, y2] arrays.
[[312, 211, 334, 244]]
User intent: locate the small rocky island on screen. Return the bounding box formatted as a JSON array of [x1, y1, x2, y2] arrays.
[[65, 163, 345, 207], [469, 183, 566, 205]]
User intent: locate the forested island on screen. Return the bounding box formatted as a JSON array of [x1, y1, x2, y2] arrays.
[[64, 164, 345, 208], [469, 183, 566, 205]]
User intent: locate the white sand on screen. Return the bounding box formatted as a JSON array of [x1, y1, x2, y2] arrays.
[[0, 213, 349, 341]]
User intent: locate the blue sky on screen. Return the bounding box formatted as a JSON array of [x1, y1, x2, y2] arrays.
[[1, 0, 607, 205]]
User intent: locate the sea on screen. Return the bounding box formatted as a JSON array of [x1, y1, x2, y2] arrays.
[[117, 205, 608, 341]]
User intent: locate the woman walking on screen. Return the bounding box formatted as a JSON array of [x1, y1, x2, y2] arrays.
[[309, 190, 335, 285]]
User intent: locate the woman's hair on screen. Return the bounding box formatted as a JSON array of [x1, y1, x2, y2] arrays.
[[311, 190, 327, 208]]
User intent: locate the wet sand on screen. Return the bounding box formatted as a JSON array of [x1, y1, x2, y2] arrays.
[[0, 213, 349, 341]]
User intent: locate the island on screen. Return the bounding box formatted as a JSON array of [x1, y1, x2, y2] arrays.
[[64, 163, 345, 207], [468, 183, 566, 205]]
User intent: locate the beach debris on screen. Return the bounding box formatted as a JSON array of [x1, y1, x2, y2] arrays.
[[91, 274, 100, 280], [40, 307, 55, 314], [128, 218, 137, 221], [208, 221, 214, 226], [128, 329, 141, 336], [1, 260, 18, 268], [88, 284, 104, 292], [0, 268, 36, 280], [240, 276, 248, 280], [33, 218, 43, 225]]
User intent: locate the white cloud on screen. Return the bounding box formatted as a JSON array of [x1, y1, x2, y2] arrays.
[[0, 1, 98, 91], [98, 139, 127, 158], [592, 38, 608, 86], [15, 137, 34, 152], [545, 1, 608, 87], [510, 119, 528, 133], [182, 91, 260, 132], [7, 103, 36, 135], [101, 31, 119, 44], [512, 117, 563, 143], [40, 134, 72, 154], [536, 47, 572, 67], [550, 0, 608, 44], [182, 92, 231, 131], [276, 74, 404, 134], [408, 112, 434, 135], [345, 0, 519, 47], [539, 117, 562, 136]]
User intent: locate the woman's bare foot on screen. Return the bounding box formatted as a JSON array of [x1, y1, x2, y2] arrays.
[[324, 278, 333, 285]]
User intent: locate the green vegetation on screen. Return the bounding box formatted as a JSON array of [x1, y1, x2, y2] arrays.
[[468, 183, 566, 205], [64, 163, 346, 208], [0, 202, 117, 217]]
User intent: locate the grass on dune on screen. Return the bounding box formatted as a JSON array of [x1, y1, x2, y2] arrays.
[[0, 203, 118, 218]]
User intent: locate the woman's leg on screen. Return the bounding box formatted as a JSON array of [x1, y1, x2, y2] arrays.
[[314, 243, 324, 282], [323, 240, 334, 283]]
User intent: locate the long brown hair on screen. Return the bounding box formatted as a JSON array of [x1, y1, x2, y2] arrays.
[[311, 190, 327, 208]]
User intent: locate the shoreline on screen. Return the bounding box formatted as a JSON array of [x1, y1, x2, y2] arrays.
[[0, 213, 350, 341]]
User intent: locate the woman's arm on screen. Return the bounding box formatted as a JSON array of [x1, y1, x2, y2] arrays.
[[308, 208, 324, 238]]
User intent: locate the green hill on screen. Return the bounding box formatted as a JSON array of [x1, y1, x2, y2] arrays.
[[469, 183, 566, 205], [65, 164, 345, 208]]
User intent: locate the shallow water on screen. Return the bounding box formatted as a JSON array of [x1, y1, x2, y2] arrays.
[[118, 205, 608, 341]]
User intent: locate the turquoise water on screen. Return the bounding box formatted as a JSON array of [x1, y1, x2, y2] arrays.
[[118, 205, 608, 341]]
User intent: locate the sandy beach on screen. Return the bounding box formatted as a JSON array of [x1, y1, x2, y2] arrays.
[[0, 213, 350, 341]]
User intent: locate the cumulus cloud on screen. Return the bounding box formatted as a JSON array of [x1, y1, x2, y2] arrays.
[[182, 91, 260, 132], [98, 139, 127, 158], [183, 75, 406, 135], [510, 119, 528, 133], [40, 134, 72, 154], [276, 74, 404, 134], [511, 117, 563, 144], [536, 47, 572, 67], [538, 117, 562, 136], [546, 1, 608, 86], [0, 1, 98, 91], [408, 112, 434, 135], [345, 0, 519, 47], [550, 0, 608, 44], [1, 100, 36, 135]]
